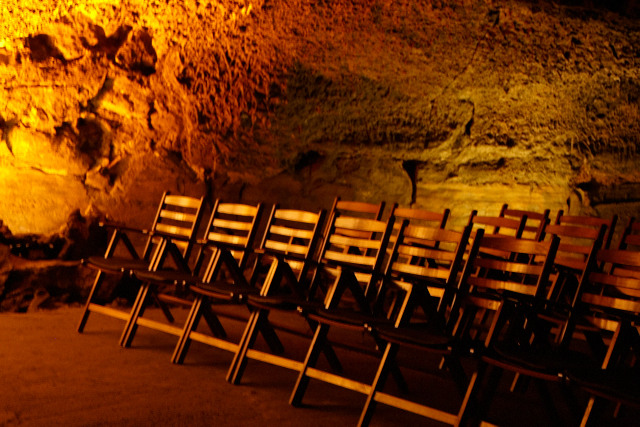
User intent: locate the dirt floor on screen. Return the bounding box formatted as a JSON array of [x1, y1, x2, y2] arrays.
[[0, 306, 429, 426], [1, 306, 638, 426]]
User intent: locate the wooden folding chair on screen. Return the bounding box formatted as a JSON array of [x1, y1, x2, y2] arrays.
[[288, 210, 401, 406], [358, 220, 476, 426], [565, 246, 640, 425], [119, 200, 263, 354], [222, 205, 329, 382], [500, 203, 550, 241], [77, 192, 204, 338], [451, 232, 563, 425]]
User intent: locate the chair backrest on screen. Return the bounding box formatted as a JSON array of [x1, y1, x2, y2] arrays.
[[467, 209, 527, 239], [570, 247, 640, 372], [616, 217, 640, 251], [391, 206, 450, 229], [315, 212, 395, 304], [581, 247, 640, 334], [455, 233, 561, 344], [325, 196, 385, 241], [386, 220, 472, 326], [554, 210, 617, 249], [500, 204, 550, 241], [200, 200, 263, 273], [257, 205, 326, 283], [144, 192, 205, 266], [543, 222, 608, 273]]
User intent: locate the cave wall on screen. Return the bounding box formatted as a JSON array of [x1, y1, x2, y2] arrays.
[[1, 0, 640, 235]]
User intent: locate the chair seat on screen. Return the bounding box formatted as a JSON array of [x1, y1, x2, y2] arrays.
[[133, 269, 195, 285], [86, 256, 150, 273], [484, 342, 594, 381], [246, 294, 323, 312], [191, 281, 258, 301], [375, 323, 453, 352], [307, 307, 393, 330], [566, 366, 640, 406]]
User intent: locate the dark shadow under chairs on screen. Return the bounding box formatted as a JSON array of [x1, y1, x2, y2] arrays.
[[77, 192, 205, 342], [119, 200, 264, 360]]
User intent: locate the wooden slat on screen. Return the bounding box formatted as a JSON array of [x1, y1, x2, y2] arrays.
[[164, 195, 202, 208], [546, 224, 601, 239], [274, 209, 320, 224], [473, 216, 522, 230], [597, 249, 640, 267], [582, 293, 640, 313], [374, 392, 458, 425], [398, 245, 456, 261], [136, 317, 183, 336], [207, 232, 248, 246], [405, 225, 460, 243], [217, 203, 258, 217], [305, 367, 371, 394], [211, 218, 253, 231], [159, 210, 197, 223], [88, 303, 129, 320], [480, 235, 551, 254], [246, 349, 304, 370], [474, 258, 543, 276], [468, 276, 537, 296], [335, 216, 386, 233], [189, 330, 239, 352], [393, 263, 451, 280], [269, 225, 314, 240], [330, 234, 383, 250], [336, 200, 380, 215], [155, 223, 192, 237], [589, 271, 640, 291], [324, 250, 377, 267], [264, 240, 308, 255]]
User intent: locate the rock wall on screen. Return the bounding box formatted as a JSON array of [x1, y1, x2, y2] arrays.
[[1, 0, 639, 236]]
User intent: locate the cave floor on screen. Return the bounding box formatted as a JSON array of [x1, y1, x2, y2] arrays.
[[0, 306, 638, 426]]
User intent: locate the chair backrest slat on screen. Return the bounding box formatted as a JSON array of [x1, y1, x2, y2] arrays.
[[144, 192, 205, 262]]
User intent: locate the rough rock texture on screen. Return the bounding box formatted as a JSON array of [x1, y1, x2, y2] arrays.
[[1, 0, 639, 237]]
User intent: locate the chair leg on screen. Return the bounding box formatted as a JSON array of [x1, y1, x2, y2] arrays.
[[358, 342, 399, 427], [290, 322, 331, 407], [77, 270, 105, 332], [172, 295, 204, 364], [304, 317, 343, 374], [456, 366, 482, 427], [580, 396, 605, 427], [227, 308, 265, 384], [120, 282, 151, 348]]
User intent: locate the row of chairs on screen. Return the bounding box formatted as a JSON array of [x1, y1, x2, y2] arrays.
[[77, 192, 639, 426]]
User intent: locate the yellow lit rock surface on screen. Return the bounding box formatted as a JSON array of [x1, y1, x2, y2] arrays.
[[1, 1, 639, 233]]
